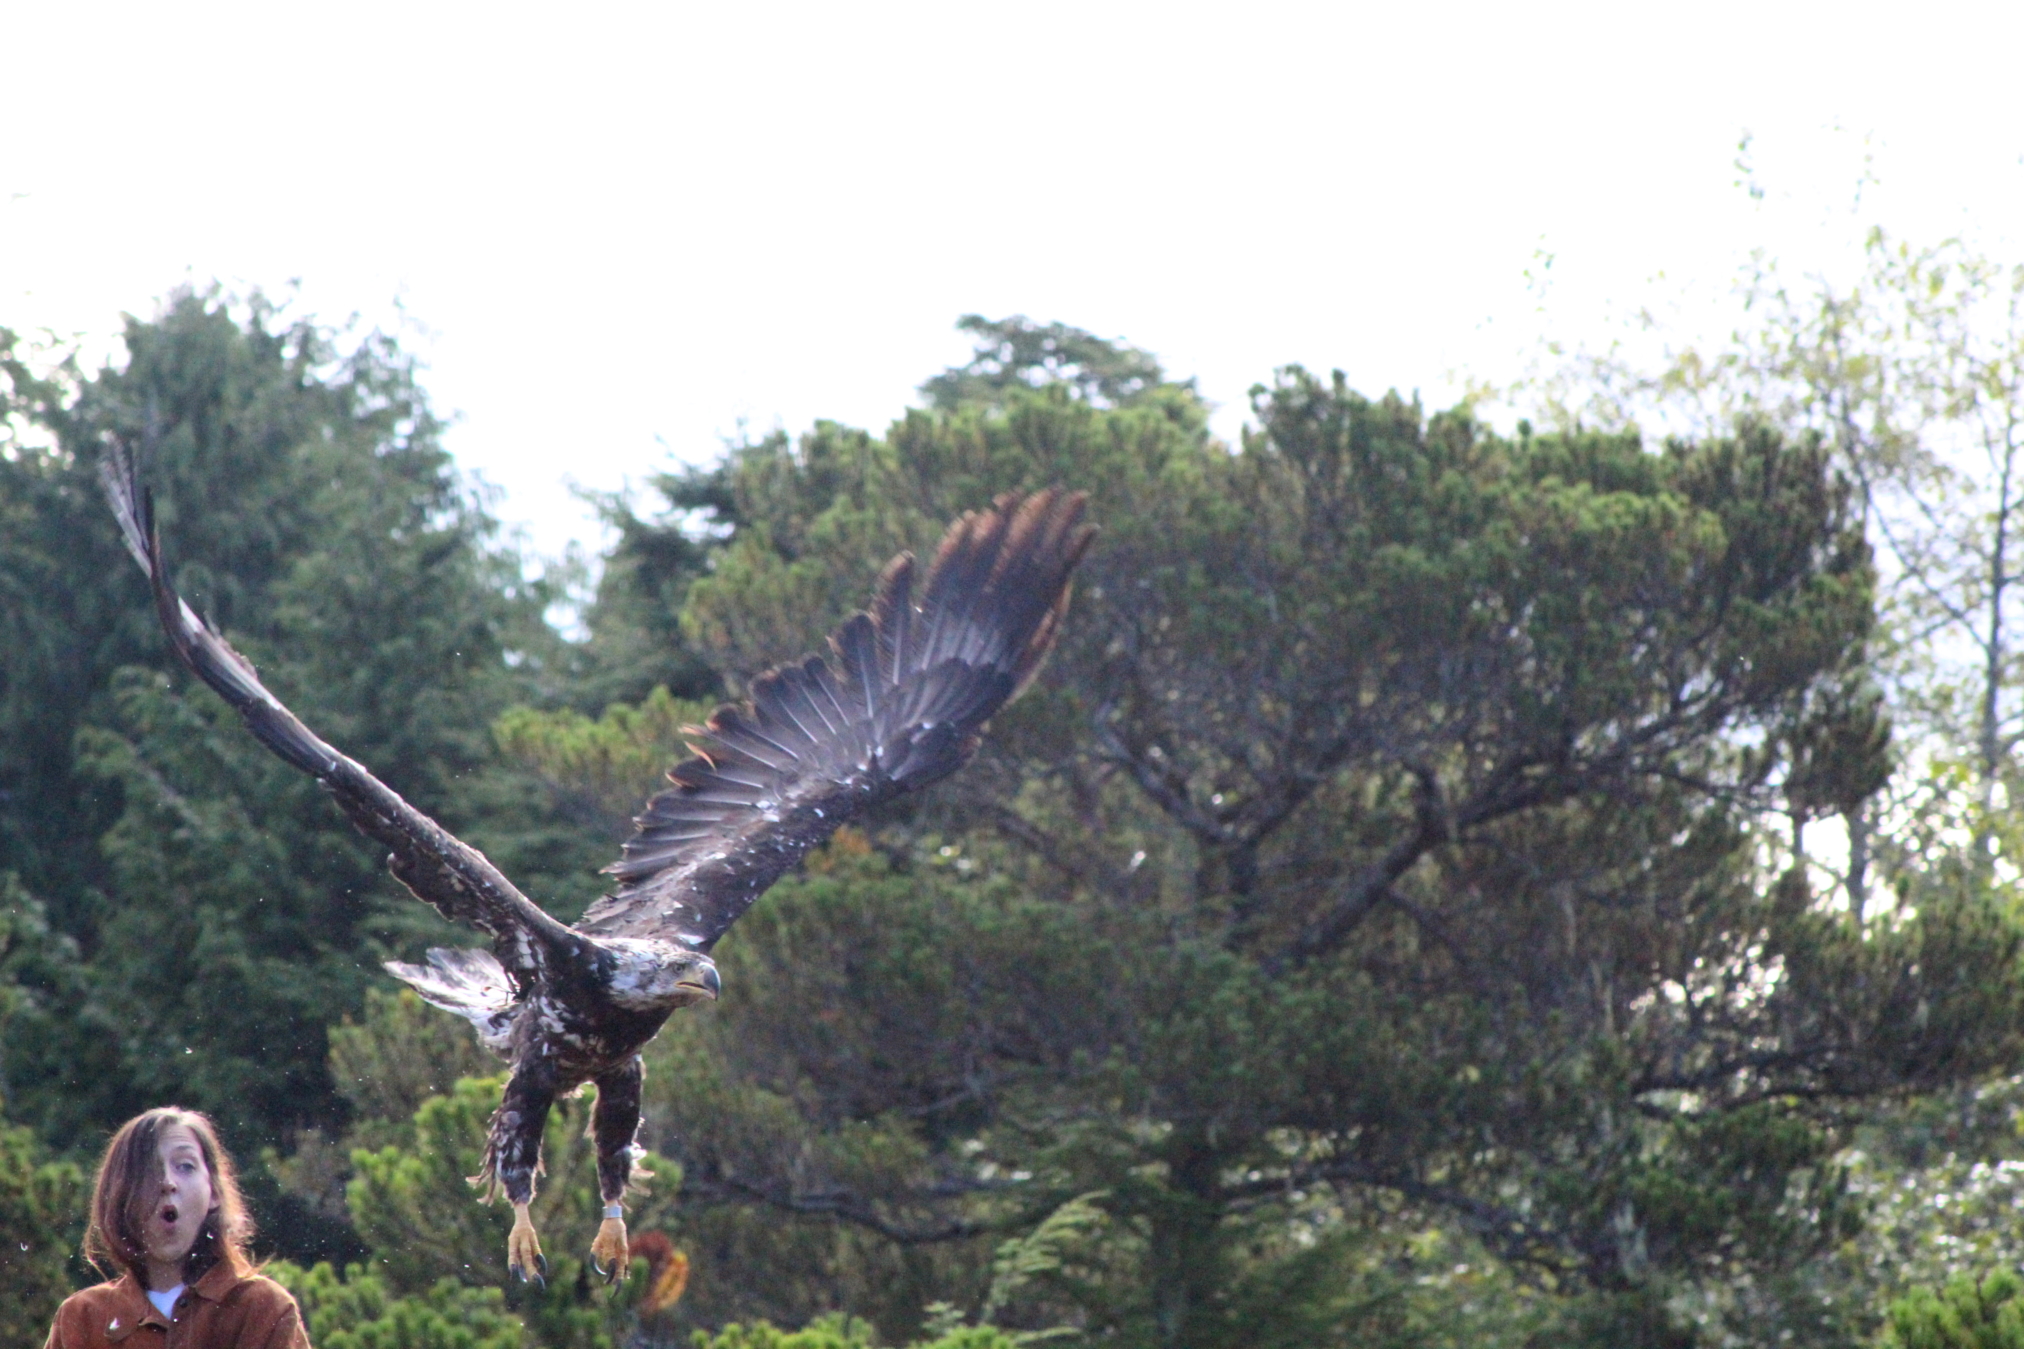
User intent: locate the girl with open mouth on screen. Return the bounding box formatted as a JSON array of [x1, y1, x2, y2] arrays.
[[42, 1107, 308, 1347]]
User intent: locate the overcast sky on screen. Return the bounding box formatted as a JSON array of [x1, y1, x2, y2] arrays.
[[6, 1, 2022, 562]]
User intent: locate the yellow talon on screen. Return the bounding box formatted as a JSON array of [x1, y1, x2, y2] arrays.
[[590, 1215, 630, 1283], [508, 1203, 545, 1282]]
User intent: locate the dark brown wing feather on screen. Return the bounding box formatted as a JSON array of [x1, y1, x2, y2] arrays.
[[577, 488, 1094, 951], [99, 438, 580, 991]]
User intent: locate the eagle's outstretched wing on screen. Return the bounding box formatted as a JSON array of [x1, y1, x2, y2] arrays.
[[99, 439, 580, 990], [576, 488, 1093, 952]]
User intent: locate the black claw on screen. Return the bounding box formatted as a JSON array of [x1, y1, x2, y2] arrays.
[[592, 1257, 607, 1280], [511, 1263, 526, 1283], [604, 1259, 621, 1287], [536, 1254, 549, 1278]]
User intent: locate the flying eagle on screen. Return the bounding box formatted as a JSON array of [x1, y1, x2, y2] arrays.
[[101, 442, 1092, 1283]]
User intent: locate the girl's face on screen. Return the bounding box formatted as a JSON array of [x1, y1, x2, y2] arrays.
[[142, 1123, 216, 1281]]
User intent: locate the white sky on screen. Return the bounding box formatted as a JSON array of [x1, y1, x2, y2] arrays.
[[5, 1, 2023, 562]]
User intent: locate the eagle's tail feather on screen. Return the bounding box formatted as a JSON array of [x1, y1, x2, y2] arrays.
[[384, 947, 519, 1057]]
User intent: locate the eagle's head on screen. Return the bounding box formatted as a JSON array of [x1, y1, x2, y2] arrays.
[[667, 949, 723, 1007], [600, 938, 722, 1011]]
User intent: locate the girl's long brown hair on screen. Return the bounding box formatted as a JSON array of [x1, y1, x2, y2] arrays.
[[83, 1107, 254, 1286]]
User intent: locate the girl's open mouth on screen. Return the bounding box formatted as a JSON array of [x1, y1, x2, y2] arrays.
[[160, 1204, 179, 1225]]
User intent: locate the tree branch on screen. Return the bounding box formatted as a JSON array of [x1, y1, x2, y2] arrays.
[[676, 1169, 995, 1245]]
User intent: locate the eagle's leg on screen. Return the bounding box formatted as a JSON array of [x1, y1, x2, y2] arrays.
[[480, 1055, 558, 1282], [588, 1055, 645, 1284]]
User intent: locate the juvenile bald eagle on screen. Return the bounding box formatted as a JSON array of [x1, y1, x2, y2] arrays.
[[101, 442, 1092, 1284]]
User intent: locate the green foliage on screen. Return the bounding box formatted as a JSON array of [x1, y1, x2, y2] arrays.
[[1881, 1270, 2024, 1349], [327, 987, 498, 1152], [1541, 221, 2024, 1345], [267, 1259, 525, 1349], [346, 1074, 678, 1294], [15, 285, 2024, 1344], [564, 466, 735, 711], [0, 292, 583, 1215], [1539, 220, 2024, 891], [527, 348, 2024, 1348], [979, 1192, 1113, 1329], [919, 315, 1180, 414], [0, 872, 89, 1119], [276, 997, 687, 1348], [1845, 1146, 2024, 1303], [226, 970, 710, 1347], [694, 1312, 1016, 1348], [0, 1115, 85, 1345], [495, 686, 715, 839]]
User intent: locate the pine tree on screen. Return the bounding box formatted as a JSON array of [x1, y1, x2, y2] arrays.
[[500, 337, 2013, 1345]]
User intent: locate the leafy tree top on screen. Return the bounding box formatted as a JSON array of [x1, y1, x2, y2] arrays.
[[920, 315, 1185, 413]]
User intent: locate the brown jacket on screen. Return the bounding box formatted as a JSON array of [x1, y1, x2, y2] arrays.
[[43, 1258, 309, 1349]]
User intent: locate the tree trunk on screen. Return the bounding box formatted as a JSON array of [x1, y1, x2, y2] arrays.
[[1147, 1136, 1228, 1349], [1980, 458, 2008, 806], [1846, 800, 1871, 926]]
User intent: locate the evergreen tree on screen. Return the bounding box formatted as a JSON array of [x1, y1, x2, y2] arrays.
[[14, 291, 2024, 1344], [1531, 212, 2024, 1332], [1881, 1269, 2024, 1349], [500, 345, 2021, 1345], [272, 989, 690, 1348], [564, 465, 734, 712], [0, 1114, 84, 1343], [920, 315, 1180, 413], [0, 292, 596, 1255]]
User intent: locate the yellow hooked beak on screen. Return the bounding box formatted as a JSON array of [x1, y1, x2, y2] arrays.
[[677, 963, 721, 1000]]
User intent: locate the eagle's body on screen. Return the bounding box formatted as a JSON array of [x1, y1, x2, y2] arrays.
[[101, 445, 1092, 1282]]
